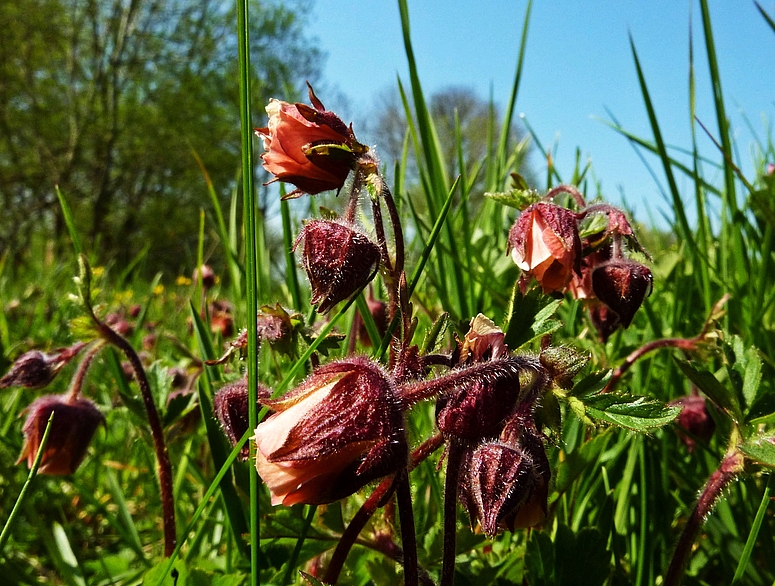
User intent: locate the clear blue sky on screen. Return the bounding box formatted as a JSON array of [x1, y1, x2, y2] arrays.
[[304, 0, 774, 227]]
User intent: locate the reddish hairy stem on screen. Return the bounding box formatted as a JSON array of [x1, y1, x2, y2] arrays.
[[381, 182, 405, 279], [664, 450, 744, 586], [395, 470, 418, 586], [545, 184, 586, 208], [99, 322, 177, 556], [324, 434, 444, 584], [603, 338, 698, 393], [66, 342, 104, 403]]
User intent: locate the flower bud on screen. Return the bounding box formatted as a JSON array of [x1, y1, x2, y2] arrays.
[[295, 220, 381, 314], [434, 359, 525, 440], [193, 264, 217, 290], [671, 392, 715, 452], [508, 202, 581, 294], [256, 83, 367, 198], [591, 260, 653, 328], [17, 394, 104, 475], [459, 314, 508, 364], [459, 422, 550, 535], [0, 343, 85, 389], [214, 378, 271, 461], [253, 357, 406, 506]]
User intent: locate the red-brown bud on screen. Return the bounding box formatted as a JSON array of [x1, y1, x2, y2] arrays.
[[591, 260, 653, 328], [459, 421, 550, 535], [255, 83, 368, 198], [253, 357, 406, 506], [295, 220, 381, 314], [213, 378, 270, 461], [17, 394, 104, 475], [508, 202, 581, 294], [671, 392, 715, 452], [0, 343, 85, 389], [434, 359, 525, 441], [193, 264, 217, 290]]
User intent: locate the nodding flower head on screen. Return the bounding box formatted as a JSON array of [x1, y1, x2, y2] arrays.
[[256, 83, 368, 198], [295, 220, 381, 314], [253, 357, 406, 506], [0, 343, 86, 390], [508, 202, 581, 294], [17, 394, 104, 475], [459, 419, 550, 535], [591, 259, 653, 328], [434, 358, 535, 441]]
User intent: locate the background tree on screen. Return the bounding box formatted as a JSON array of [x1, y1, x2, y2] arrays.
[[0, 0, 320, 274], [367, 85, 535, 203]]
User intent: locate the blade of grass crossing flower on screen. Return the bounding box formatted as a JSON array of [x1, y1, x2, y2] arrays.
[[731, 474, 774, 585], [0, 412, 54, 552], [153, 431, 251, 586], [355, 293, 382, 348], [235, 0, 260, 582], [55, 186, 82, 257], [455, 111, 476, 308], [189, 302, 250, 559], [280, 192, 302, 310]]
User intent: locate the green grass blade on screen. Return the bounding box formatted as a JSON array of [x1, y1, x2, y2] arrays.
[[732, 474, 774, 585], [55, 186, 82, 257], [756, 1, 775, 33], [235, 0, 260, 582], [494, 0, 532, 189], [0, 411, 55, 552], [280, 195, 302, 310]]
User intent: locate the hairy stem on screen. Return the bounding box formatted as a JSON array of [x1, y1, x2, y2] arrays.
[[603, 338, 698, 393], [98, 322, 176, 556], [546, 184, 586, 208], [664, 449, 744, 586], [66, 341, 104, 402], [324, 434, 444, 584]]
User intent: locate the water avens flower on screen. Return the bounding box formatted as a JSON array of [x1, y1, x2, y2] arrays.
[[256, 83, 368, 198], [592, 259, 653, 328], [17, 394, 104, 475], [0, 343, 86, 389], [253, 357, 406, 506], [508, 202, 581, 294], [295, 220, 381, 314]]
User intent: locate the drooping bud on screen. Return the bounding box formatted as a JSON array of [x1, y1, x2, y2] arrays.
[[434, 358, 524, 441], [214, 378, 270, 461], [0, 343, 86, 390], [670, 392, 715, 452], [255, 83, 368, 198], [295, 220, 381, 314], [508, 202, 581, 294], [459, 419, 550, 535], [17, 394, 104, 475], [591, 260, 653, 328], [193, 264, 217, 290], [253, 357, 406, 506]]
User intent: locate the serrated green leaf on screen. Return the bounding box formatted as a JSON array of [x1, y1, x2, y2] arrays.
[[299, 571, 326, 586], [742, 347, 763, 409], [675, 357, 742, 422], [583, 392, 680, 432], [740, 437, 775, 468]]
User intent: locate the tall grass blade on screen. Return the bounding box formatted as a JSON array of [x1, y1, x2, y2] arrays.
[[731, 475, 774, 584], [55, 186, 82, 257], [235, 0, 260, 582], [0, 411, 55, 552]]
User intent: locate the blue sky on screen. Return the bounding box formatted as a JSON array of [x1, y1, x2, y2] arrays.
[[304, 1, 775, 227]]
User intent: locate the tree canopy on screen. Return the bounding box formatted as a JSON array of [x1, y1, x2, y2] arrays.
[[0, 0, 320, 274]]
